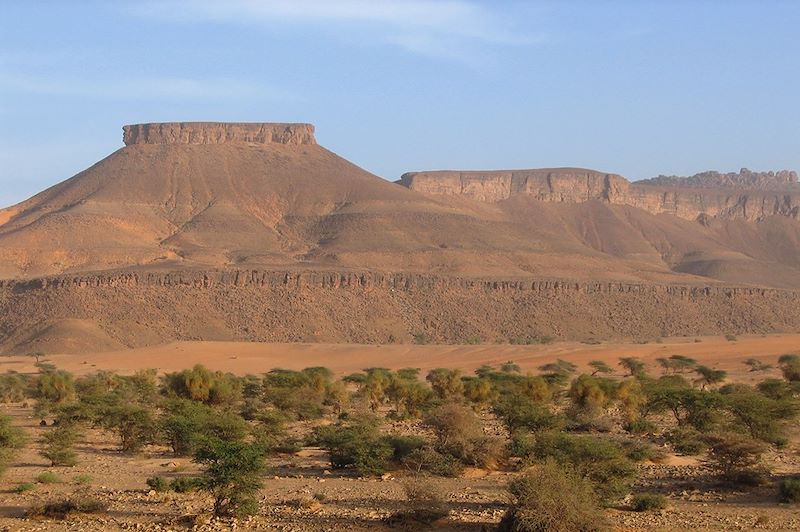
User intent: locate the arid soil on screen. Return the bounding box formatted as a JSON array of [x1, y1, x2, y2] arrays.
[[1, 122, 799, 353], [1, 334, 797, 381], [1, 336, 799, 531], [0, 406, 798, 532]]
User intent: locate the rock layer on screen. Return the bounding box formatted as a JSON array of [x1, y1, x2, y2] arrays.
[[122, 122, 316, 146], [400, 168, 800, 222], [1, 269, 798, 352], [638, 168, 799, 190]]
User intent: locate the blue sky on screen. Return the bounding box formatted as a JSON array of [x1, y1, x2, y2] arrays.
[[1, 0, 799, 207]]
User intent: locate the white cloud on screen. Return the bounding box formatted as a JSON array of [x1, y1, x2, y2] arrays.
[[128, 0, 538, 61], [0, 73, 292, 101]]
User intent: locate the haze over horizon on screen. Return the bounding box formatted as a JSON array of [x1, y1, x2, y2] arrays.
[[1, 0, 799, 208]]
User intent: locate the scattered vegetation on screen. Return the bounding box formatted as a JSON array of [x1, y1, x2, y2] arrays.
[[499, 460, 607, 532], [0, 350, 798, 525], [778, 478, 800, 503], [631, 493, 668, 512]]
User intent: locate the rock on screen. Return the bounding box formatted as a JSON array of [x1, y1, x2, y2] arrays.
[[123, 122, 316, 146], [400, 167, 800, 222]]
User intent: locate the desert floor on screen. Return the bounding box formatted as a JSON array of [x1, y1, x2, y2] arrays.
[[1, 335, 799, 531], [3, 334, 799, 380]]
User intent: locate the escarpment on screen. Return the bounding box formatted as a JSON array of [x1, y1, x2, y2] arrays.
[[399, 168, 800, 222], [1, 269, 799, 353], [122, 122, 316, 146], [1, 122, 800, 351]]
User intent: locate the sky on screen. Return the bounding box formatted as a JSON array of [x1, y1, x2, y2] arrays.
[[1, 0, 799, 207]]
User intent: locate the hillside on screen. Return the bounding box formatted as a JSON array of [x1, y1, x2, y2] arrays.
[[0, 122, 798, 352]]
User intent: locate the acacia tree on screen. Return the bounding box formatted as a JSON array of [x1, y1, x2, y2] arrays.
[[195, 438, 267, 517]]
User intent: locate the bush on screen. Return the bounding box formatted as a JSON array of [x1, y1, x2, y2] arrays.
[[313, 417, 394, 476], [499, 459, 607, 532], [667, 428, 707, 455], [40, 423, 80, 466], [194, 438, 267, 517], [493, 395, 563, 433], [0, 414, 26, 475], [720, 389, 798, 445], [389, 479, 449, 526], [72, 474, 92, 485], [530, 432, 636, 504], [36, 471, 61, 484], [0, 373, 31, 403], [146, 476, 170, 492], [162, 365, 242, 405], [623, 418, 656, 435], [170, 476, 202, 493], [778, 478, 800, 503], [624, 441, 667, 463], [26, 497, 107, 519], [384, 434, 426, 462], [14, 482, 36, 493], [402, 446, 464, 477], [704, 432, 767, 483], [631, 493, 667, 512], [424, 403, 504, 469]]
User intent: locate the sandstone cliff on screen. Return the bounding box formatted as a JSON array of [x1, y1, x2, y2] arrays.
[[638, 168, 799, 190], [122, 122, 316, 146], [399, 168, 800, 222]]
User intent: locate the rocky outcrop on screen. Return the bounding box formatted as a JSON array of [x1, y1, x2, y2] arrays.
[[1, 269, 798, 351], [638, 168, 799, 190], [400, 168, 800, 222], [398, 169, 628, 203], [122, 122, 316, 146]]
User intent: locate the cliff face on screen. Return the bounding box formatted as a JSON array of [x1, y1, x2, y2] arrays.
[[400, 168, 800, 222], [122, 122, 316, 146], [638, 168, 799, 190], [2, 269, 798, 353], [398, 169, 628, 203]]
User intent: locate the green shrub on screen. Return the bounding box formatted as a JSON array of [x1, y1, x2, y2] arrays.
[[631, 493, 667, 512], [623, 418, 656, 435], [720, 389, 798, 445], [0, 414, 26, 475], [402, 446, 464, 477], [72, 474, 92, 485], [530, 432, 636, 504], [499, 459, 607, 532], [624, 442, 667, 463], [384, 434, 426, 462], [314, 416, 395, 476], [36, 471, 61, 484], [170, 476, 202, 493], [146, 476, 169, 492], [0, 373, 31, 403], [493, 395, 563, 433], [778, 354, 800, 382], [778, 478, 800, 503], [40, 423, 80, 467], [162, 365, 242, 405], [194, 438, 267, 517], [667, 428, 707, 455], [14, 482, 36, 493]]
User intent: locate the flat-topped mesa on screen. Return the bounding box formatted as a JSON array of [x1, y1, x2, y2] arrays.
[[637, 168, 799, 190], [400, 167, 800, 222], [399, 168, 630, 203], [122, 122, 316, 146]]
